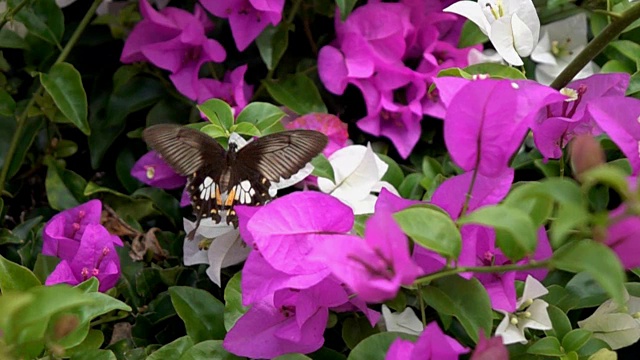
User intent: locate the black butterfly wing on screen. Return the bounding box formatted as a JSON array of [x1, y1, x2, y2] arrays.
[[219, 130, 328, 227], [235, 130, 329, 183], [142, 124, 227, 237], [142, 124, 226, 176]]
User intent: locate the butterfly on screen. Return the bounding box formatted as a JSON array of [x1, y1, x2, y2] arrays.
[[142, 124, 328, 239]]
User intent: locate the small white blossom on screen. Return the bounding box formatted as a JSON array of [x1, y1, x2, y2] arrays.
[[531, 13, 598, 85], [381, 305, 424, 336], [317, 144, 397, 215], [183, 218, 250, 287], [445, 0, 540, 66], [578, 289, 640, 350], [495, 276, 552, 344]]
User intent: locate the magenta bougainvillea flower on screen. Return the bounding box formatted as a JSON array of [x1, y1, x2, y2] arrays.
[[226, 192, 381, 357], [435, 78, 565, 177], [286, 113, 350, 157], [386, 322, 469, 360], [313, 208, 422, 303], [45, 224, 122, 292], [120, 0, 226, 100], [42, 199, 122, 260], [224, 278, 348, 358], [605, 205, 640, 269], [318, 0, 478, 158], [531, 73, 630, 159], [242, 191, 354, 275], [130, 151, 187, 189], [199, 0, 284, 51], [470, 333, 509, 360], [587, 96, 640, 175], [197, 65, 253, 115]]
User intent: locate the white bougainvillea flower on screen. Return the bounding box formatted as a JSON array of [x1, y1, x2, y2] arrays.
[[467, 48, 506, 65], [578, 289, 640, 350], [381, 305, 424, 336], [445, 0, 540, 66], [317, 144, 397, 215], [183, 218, 251, 287], [495, 275, 552, 344], [531, 13, 598, 85]]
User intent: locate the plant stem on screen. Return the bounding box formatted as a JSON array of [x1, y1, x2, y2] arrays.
[[0, 0, 103, 195], [413, 260, 552, 285], [550, 2, 640, 90], [417, 284, 427, 327]]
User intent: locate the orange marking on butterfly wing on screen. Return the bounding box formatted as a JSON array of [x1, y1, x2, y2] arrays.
[[225, 187, 237, 208]]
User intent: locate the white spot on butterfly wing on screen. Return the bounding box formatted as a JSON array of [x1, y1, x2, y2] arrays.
[[203, 176, 214, 187], [240, 180, 252, 191]]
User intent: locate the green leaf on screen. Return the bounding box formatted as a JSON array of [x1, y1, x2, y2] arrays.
[[53, 139, 79, 158], [201, 124, 229, 140], [256, 23, 290, 71], [562, 329, 592, 353], [70, 349, 117, 360], [398, 173, 425, 200], [458, 20, 488, 47], [179, 340, 242, 360], [580, 165, 632, 201], [230, 122, 261, 137], [0, 253, 41, 292], [88, 76, 165, 168], [335, 0, 358, 20], [198, 99, 234, 131], [587, 348, 617, 360], [605, 40, 640, 68], [0, 28, 28, 49], [132, 187, 181, 226], [65, 329, 105, 356], [223, 272, 247, 332], [565, 272, 610, 310], [44, 156, 87, 211], [549, 203, 591, 248], [347, 332, 415, 360], [464, 63, 527, 79], [236, 102, 286, 133], [552, 240, 626, 306], [627, 70, 640, 98], [527, 336, 564, 356], [275, 354, 313, 360], [394, 206, 461, 259], [342, 316, 379, 350], [15, 0, 63, 45], [169, 286, 226, 342], [33, 254, 60, 284], [458, 205, 537, 261], [40, 63, 89, 135], [75, 277, 100, 293], [56, 292, 132, 349], [264, 73, 328, 114], [0, 115, 45, 179], [421, 276, 492, 343], [545, 305, 572, 340], [0, 89, 16, 116], [378, 154, 404, 189], [2, 285, 91, 355], [148, 336, 194, 360], [84, 182, 159, 221], [310, 154, 335, 182]]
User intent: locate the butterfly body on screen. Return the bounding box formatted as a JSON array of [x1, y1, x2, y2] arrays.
[[142, 124, 328, 238]]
